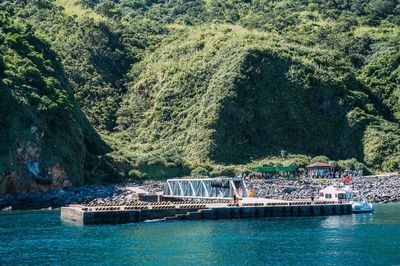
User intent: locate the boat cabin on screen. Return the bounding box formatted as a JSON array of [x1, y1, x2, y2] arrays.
[[318, 185, 359, 202]]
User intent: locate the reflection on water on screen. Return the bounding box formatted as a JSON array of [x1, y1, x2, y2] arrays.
[[0, 204, 399, 265], [320, 213, 374, 229]]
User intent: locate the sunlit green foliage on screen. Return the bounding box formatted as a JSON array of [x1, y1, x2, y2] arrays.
[[1, 0, 399, 182], [0, 15, 110, 184], [1, 0, 133, 131]]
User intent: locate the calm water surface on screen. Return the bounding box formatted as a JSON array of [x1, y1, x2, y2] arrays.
[[1, 204, 399, 265]]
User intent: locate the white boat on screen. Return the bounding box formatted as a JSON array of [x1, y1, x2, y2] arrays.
[[318, 183, 374, 213], [351, 198, 375, 213]]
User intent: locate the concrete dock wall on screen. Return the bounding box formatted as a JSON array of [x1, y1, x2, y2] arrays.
[[74, 208, 201, 224], [187, 204, 351, 221], [61, 203, 352, 225]]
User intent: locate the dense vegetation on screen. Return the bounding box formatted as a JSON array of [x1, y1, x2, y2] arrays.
[[0, 15, 111, 189], [0, 0, 399, 190]]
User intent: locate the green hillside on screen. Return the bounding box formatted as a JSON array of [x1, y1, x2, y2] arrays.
[[0, 15, 115, 194], [0, 0, 399, 193], [115, 24, 400, 174]]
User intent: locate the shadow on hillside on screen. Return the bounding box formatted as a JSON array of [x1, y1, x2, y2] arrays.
[[210, 51, 367, 164]]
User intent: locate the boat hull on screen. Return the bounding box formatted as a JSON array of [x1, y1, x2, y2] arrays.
[[352, 202, 374, 214]]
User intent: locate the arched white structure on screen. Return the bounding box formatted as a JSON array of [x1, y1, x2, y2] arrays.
[[163, 178, 248, 199]]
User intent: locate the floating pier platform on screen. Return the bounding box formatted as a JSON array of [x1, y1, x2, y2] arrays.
[[61, 198, 352, 225]]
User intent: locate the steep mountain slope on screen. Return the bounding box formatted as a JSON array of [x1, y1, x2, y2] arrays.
[[0, 16, 110, 194], [86, 0, 400, 121], [2, 0, 133, 131], [0, 0, 399, 189], [115, 25, 400, 172]]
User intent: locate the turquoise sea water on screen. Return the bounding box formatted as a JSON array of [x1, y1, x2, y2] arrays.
[[1, 204, 399, 266]]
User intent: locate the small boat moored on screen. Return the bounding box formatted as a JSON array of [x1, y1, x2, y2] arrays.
[[318, 183, 374, 213], [351, 198, 374, 213]]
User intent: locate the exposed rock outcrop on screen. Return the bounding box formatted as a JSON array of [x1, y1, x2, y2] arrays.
[[0, 126, 72, 195]]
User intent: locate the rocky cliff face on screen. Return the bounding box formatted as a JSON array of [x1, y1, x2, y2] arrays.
[[0, 126, 72, 195], [0, 17, 108, 195]]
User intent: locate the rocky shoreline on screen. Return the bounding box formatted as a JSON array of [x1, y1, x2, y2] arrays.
[[250, 173, 400, 203], [1, 174, 399, 211], [0, 181, 165, 211]]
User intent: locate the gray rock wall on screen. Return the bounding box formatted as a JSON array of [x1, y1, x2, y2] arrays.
[[249, 174, 400, 203]]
